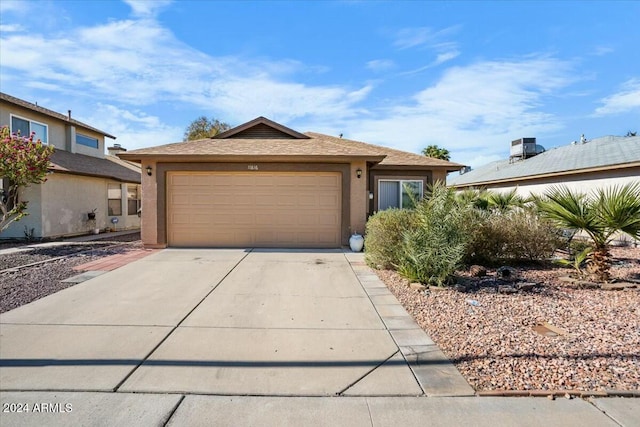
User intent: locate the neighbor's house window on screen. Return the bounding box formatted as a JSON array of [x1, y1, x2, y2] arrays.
[[76, 133, 99, 148], [378, 180, 423, 210], [10, 115, 48, 144], [108, 184, 122, 216], [127, 185, 140, 215]]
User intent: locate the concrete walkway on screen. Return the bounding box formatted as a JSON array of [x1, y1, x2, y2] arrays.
[[1, 248, 638, 426]]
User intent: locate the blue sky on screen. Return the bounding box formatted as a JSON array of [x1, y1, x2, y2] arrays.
[[1, 0, 638, 168]]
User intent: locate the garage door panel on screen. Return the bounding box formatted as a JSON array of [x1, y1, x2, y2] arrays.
[[168, 172, 341, 247]]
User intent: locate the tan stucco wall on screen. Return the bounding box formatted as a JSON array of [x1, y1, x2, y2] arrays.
[[39, 174, 140, 238], [140, 160, 159, 247], [473, 168, 640, 198], [349, 161, 368, 236], [432, 170, 447, 184]]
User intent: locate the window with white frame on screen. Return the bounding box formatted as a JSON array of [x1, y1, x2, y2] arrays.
[[10, 115, 48, 143], [378, 180, 423, 210], [76, 133, 99, 148], [108, 184, 122, 216], [127, 185, 140, 216]]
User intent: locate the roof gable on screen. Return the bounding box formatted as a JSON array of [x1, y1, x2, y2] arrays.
[[214, 116, 310, 140]]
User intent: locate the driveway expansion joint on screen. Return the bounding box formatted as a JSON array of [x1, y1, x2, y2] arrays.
[[111, 249, 253, 392]]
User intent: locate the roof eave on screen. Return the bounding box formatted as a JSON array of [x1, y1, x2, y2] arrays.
[[117, 153, 386, 163], [449, 161, 640, 188], [372, 163, 463, 172], [48, 167, 141, 184]]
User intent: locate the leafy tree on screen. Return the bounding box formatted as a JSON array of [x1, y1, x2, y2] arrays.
[[537, 183, 640, 282], [184, 116, 231, 140], [0, 126, 54, 232], [421, 144, 451, 161]]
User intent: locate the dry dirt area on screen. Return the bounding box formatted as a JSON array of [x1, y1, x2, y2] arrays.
[[377, 246, 640, 393], [0, 233, 142, 313]]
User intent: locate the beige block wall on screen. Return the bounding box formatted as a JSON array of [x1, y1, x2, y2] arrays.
[[479, 168, 640, 199], [349, 160, 367, 236]]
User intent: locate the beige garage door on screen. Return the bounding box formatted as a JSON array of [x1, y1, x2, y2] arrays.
[[167, 171, 342, 248]]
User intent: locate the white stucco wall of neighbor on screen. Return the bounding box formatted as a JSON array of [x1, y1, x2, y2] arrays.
[[1, 183, 43, 239], [1, 174, 141, 240]]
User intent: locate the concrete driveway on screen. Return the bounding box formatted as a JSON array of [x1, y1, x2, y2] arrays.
[[0, 248, 468, 396], [2, 249, 637, 426]]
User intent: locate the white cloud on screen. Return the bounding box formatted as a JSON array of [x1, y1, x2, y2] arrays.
[[82, 104, 183, 149], [123, 0, 172, 17], [0, 23, 24, 32], [594, 78, 640, 116], [345, 57, 574, 167], [0, 0, 28, 13], [434, 50, 460, 66], [366, 59, 395, 72], [398, 50, 461, 76], [393, 25, 460, 50], [592, 46, 614, 56], [0, 12, 369, 126]]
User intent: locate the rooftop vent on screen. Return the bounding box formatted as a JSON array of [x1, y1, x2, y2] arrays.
[[460, 166, 471, 174], [509, 137, 545, 162]]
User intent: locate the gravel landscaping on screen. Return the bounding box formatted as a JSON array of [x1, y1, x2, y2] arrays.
[[377, 245, 640, 393], [0, 233, 142, 313]]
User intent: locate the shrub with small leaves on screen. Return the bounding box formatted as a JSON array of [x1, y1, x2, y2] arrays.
[[365, 208, 416, 269], [463, 207, 566, 265]]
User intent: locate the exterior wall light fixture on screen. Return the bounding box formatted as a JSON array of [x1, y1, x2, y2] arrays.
[[356, 168, 362, 179], [146, 166, 152, 176]]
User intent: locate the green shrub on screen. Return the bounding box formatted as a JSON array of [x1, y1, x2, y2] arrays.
[[364, 208, 416, 269], [464, 208, 565, 265], [397, 184, 472, 286]]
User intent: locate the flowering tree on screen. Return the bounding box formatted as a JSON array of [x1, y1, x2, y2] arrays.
[[0, 125, 54, 232]]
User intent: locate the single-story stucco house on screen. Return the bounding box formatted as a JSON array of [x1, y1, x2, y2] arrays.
[[119, 116, 462, 248], [448, 135, 640, 197], [1, 92, 141, 239]]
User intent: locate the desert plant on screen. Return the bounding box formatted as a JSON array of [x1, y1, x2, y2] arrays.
[[364, 208, 416, 269], [486, 189, 528, 212], [463, 207, 565, 265], [455, 188, 490, 210], [537, 183, 640, 282], [397, 183, 471, 286], [554, 247, 592, 277]]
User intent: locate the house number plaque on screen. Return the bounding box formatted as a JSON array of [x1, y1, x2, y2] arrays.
[[248, 164, 259, 170]]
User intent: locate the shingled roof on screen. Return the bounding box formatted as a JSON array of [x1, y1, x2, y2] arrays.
[[50, 149, 141, 183], [1, 92, 116, 139], [448, 135, 640, 187], [119, 117, 462, 171]]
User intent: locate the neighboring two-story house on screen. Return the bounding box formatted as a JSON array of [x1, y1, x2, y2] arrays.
[[1, 92, 141, 240]]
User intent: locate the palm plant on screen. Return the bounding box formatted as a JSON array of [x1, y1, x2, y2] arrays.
[[537, 182, 640, 282], [487, 189, 528, 212], [455, 188, 490, 210]]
